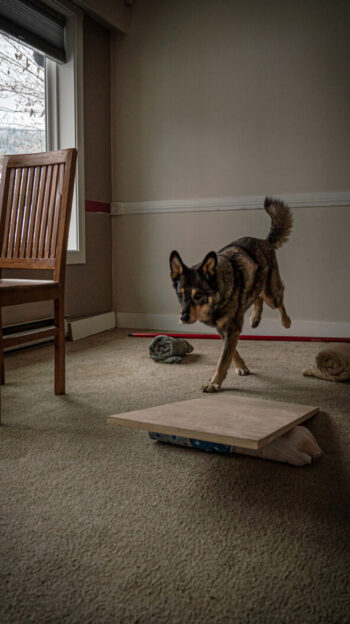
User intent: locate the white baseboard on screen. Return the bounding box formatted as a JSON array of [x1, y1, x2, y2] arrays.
[[68, 311, 116, 341], [116, 312, 350, 338]]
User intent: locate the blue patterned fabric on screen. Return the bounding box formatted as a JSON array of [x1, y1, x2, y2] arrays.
[[148, 432, 237, 454]]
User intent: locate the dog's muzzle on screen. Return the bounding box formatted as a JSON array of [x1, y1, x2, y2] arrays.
[[180, 311, 190, 323], [180, 301, 193, 323]]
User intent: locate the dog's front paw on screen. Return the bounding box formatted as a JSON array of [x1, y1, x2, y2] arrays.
[[235, 365, 250, 376], [201, 382, 221, 393]]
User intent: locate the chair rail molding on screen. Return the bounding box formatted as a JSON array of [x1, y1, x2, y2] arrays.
[[111, 191, 350, 216]]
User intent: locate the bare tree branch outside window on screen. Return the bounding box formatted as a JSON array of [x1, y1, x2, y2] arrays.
[[0, 31, 46, 172]]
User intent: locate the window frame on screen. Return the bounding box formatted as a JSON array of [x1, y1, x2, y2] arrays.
[[46, 0, 85, 264], [0, 0, 85, 264]]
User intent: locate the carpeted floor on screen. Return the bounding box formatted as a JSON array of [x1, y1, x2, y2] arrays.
[[1, 329, 350, 624]]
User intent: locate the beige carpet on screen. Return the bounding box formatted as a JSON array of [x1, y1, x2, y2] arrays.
[[1, 329, 350, 624]]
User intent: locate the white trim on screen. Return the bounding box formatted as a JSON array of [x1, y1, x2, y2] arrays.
[[116, 312, 350, 339], [45, 60, 58, 151], [69, 7, 85, 264], [111, 191, 350, 216], [68, 311, 116, 341], [45, 0, 86, 264]]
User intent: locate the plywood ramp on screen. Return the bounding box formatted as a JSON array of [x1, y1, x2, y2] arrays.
[[108, 394, 319, 450]]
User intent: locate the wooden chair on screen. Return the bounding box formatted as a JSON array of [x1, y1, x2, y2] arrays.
[[0, 148, 77, 395]]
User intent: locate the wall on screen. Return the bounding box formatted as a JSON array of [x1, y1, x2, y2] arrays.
[[73, 0, 132, 33], [111, 0, 350, 336], [67, 14, 112, 319], [3, 14, 113, 327]]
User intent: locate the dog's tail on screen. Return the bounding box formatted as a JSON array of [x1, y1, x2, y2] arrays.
[[264, 197, 293, 249]]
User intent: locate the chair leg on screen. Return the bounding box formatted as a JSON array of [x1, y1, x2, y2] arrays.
[[54, 296, 65, 395], [0, 309, 5, 385]]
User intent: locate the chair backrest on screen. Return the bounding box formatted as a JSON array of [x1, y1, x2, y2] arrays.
[[0, 149, 77, 282]]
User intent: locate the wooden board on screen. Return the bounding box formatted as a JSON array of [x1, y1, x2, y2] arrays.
[[108, 394, 319, 450]]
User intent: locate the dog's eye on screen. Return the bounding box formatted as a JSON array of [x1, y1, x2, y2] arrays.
[[193, 292, 202, 302]]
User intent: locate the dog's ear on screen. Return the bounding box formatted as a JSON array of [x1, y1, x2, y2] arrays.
[[170, 250, 185, 280], [199, 251, 217, 277]]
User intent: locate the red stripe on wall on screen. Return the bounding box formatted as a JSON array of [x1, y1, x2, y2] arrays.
[[85, 200, 110, 213]]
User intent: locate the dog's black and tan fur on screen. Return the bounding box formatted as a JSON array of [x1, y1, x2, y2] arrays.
[[170, 197, 293, 392]]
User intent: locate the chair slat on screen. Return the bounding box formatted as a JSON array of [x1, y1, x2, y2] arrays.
[[32, 166, 47, 258], [25, 166, 41, 258], [19, 167, 35, 258], [14, 168, 28, 258], [7, 168, 22, 258], [38, 165, 53, 257], [50, 163, 64, 257], [1, 168, 15, 257], [44, 164, 59, 258]]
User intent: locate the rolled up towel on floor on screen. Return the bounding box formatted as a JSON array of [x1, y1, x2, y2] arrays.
[[237, 426, 322, 466], [149, 425, 322, 466], [149, 335, 194, 363], [302, 342, 350, 382]]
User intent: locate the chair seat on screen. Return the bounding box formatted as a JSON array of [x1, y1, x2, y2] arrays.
[[0, 279, 61, 306]]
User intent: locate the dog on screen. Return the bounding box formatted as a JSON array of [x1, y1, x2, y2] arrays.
[[169, 197, 293, 392]]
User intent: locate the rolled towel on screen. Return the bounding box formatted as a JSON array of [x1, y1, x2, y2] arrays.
[[236, 426, 322, 466], [149, 425, 322, 466], [303, 342, 350, 382], [149, 335, 194, 363]]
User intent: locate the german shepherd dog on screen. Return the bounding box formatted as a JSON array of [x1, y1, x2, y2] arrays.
[[169, 197, 293, 392]]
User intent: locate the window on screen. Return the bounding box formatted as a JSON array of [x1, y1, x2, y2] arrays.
[[0, 0, 85, 263], [0, 32, 47, 163]]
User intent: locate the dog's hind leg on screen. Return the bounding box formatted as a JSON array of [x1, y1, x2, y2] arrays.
[[232, 348, 250, 376], [278, 303, 291, 328], [250, 296, 263, 328], [263, 290, 292, 329], [202, 324, 243, 392], [217, 325, 249, 376], [263, 292, 291, 329], [263, 264, 292, 329]]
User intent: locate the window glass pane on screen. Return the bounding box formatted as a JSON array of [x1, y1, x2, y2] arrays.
[[0, 31, 46, 171]]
